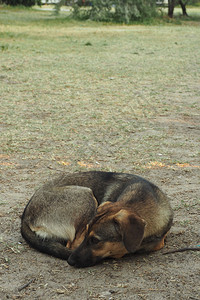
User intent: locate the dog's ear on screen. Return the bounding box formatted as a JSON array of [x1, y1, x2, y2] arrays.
[[97, 201, 114, 214], [113, 209, 146, 253]]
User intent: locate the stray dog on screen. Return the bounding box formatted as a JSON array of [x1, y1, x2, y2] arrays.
[[21, 171, 173, 267]]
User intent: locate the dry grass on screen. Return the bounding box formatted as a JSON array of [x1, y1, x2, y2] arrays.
[[0, 6, 200, 172]]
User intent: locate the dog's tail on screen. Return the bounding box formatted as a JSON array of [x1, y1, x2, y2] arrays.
[[21, 220, 72, 260]]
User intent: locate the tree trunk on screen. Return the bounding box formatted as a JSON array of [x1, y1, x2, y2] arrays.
[[179, 0, 189, 16], [168, 0, 175, 18]]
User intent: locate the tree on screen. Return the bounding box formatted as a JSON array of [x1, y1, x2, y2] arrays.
[[168, 0, 176, 18], [168, 0, 199, 18], [1, 0, 41, 6], [72, 0, 158, 23], [178, 0, 189, 16]]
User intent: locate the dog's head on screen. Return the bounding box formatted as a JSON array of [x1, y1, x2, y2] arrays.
[[67, 202, 146, 268]]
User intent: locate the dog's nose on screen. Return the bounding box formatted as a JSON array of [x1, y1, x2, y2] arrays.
[[67, 255, 76, 266]]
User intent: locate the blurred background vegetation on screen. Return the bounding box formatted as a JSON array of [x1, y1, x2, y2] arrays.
[[1, 0, 200, 23]]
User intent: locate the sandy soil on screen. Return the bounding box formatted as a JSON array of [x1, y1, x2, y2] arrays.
[[0, 115, 199, 299]]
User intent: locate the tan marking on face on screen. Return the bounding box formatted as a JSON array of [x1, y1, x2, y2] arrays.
[[88, 230, 95, 238], [92, 241, 128, 259], [66, 240, 71, 249], [68, 225, 89, 250], [88, 230, 101, 240]]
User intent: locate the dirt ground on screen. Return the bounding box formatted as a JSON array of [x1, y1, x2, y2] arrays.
[[0, 8, 200, 300], [0, 116, 199, 299]]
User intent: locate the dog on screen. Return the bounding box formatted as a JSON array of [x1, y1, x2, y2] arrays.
[[21, 171, 173, 267]]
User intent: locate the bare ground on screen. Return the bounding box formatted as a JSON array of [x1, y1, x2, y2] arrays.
[[0, 116, 200, 300]]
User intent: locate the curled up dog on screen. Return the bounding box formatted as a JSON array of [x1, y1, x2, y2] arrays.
[[21, 171, 173, 268]]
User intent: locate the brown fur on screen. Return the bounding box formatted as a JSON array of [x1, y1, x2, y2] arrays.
[[21, 171, 173, 267]]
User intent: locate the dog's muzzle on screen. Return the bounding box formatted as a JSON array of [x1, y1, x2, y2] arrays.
[[67, 254, 77, 267], [67, 248, 100, 268]]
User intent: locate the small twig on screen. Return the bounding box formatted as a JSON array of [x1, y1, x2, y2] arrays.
[[163, 246, 200, 255], [18, 278, 35, 292], [47, 166, 64, 172]]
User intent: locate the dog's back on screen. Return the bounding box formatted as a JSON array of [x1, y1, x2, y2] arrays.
[[43, 171, 159, 204]]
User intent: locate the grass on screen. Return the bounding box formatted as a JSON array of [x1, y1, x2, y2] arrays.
[[0, 6, 200, 172]]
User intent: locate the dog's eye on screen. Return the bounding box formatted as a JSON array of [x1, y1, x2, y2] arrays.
[[90, 236, 100, 245]]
